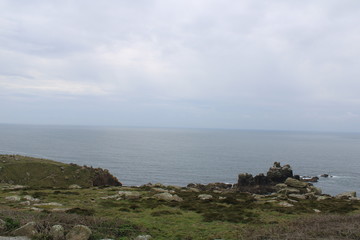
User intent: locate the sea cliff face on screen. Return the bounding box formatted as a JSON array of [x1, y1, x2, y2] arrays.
[[0, 155, 121, 188]]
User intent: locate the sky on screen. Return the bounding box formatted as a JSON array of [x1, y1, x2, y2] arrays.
[[1, 0, 360, 132]]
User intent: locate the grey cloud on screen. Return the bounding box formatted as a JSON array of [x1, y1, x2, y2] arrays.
[[1, 0, 360, 131]]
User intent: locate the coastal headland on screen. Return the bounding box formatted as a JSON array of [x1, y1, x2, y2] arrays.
[[0, 154, 360, 240]]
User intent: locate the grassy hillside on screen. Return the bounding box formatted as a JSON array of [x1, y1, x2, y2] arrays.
[[0, 155, 121, 188]]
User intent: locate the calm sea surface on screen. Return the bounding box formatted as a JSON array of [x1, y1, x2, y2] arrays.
[[0, 124, 360, 195]]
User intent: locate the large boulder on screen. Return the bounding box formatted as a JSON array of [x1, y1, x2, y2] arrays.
[[118, 191, 141, 200], [153, 193, 183, 202], [198, 194, 213, 200], [285, 178, 308, 188], [50, 225, 65, 240], [267, 162, 293, 183], [66, 225, 91, 240]]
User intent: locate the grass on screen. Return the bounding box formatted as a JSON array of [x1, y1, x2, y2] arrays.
[[1, 154, 360, 239], [0, 155, 120, 188], [1, 183, 360, 239]]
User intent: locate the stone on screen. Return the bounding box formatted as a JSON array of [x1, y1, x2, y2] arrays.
[[134, 235, 152, 240], [267, 162, 293, 183], [254, 173, 269, 185], [277, 187, 300, 194], [23, 195, 40, 202], [278, 201, 294, 207], [187, 188, 200, 192], [12, 222, 37, 237], [336, 191, 357, 199], [50, 225, 65, 240], [288, 194, 306, 200], [153, 193, 183, 202], [34, 202, 63, 206], [118, 191, 141, 199], [20, 201, 31, 206], [0, 218, 6, 231], [313, 209, 321, 213], [274, 183, 287, 190], [316, 196, 331, 201], [152, 188, 168, 193], [307, 186, 322, 195], [285, 178, 308, 188], [0, 237, 31, 240], [66, 225, 92, 240], [237, 173, 254, 186], [198, 194, 213, 200], [301, 176, 319, 182], [69, 184, 82, 189], [5, 195, 21, 201]]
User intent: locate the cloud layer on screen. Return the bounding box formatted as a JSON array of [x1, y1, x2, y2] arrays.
[[1, 0, 360, 131]]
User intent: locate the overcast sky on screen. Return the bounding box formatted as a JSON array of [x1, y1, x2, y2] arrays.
[[1, 0, 360, 131]]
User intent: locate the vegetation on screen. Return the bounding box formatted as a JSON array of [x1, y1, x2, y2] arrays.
[[1, 155, 360, 239], [0, 155, 120, 188]]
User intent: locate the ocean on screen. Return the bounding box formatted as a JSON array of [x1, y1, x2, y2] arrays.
[[0, 124, 359, 195]]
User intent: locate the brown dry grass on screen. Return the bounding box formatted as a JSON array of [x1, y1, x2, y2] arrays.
[[242, 214, 360, 240]]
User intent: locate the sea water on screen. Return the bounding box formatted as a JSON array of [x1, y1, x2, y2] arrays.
[[0, 124, 359, 195]]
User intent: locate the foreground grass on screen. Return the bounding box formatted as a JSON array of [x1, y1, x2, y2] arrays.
[[1, 184, 360, 240]]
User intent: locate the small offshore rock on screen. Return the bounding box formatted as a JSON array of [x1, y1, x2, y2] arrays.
[[12, 222, 37, 237], [5, 195, 21, 201], [153, 193, 183, 202], [336, 191, 357, 199], [118, 191, 141, 199], [198, 194, 213, 200], [320, 174, 329, 178], [301, 176, 319, 182], [50, 225, 65, 240], [66, 225, 92, 240], [134, 235, 152, 240]]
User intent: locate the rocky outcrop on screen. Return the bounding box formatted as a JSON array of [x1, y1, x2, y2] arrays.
[[236, 162, 294, 193], [186, 183, 233, 191], [90, 167, 121, 187], [266, 162, 293, 183]]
